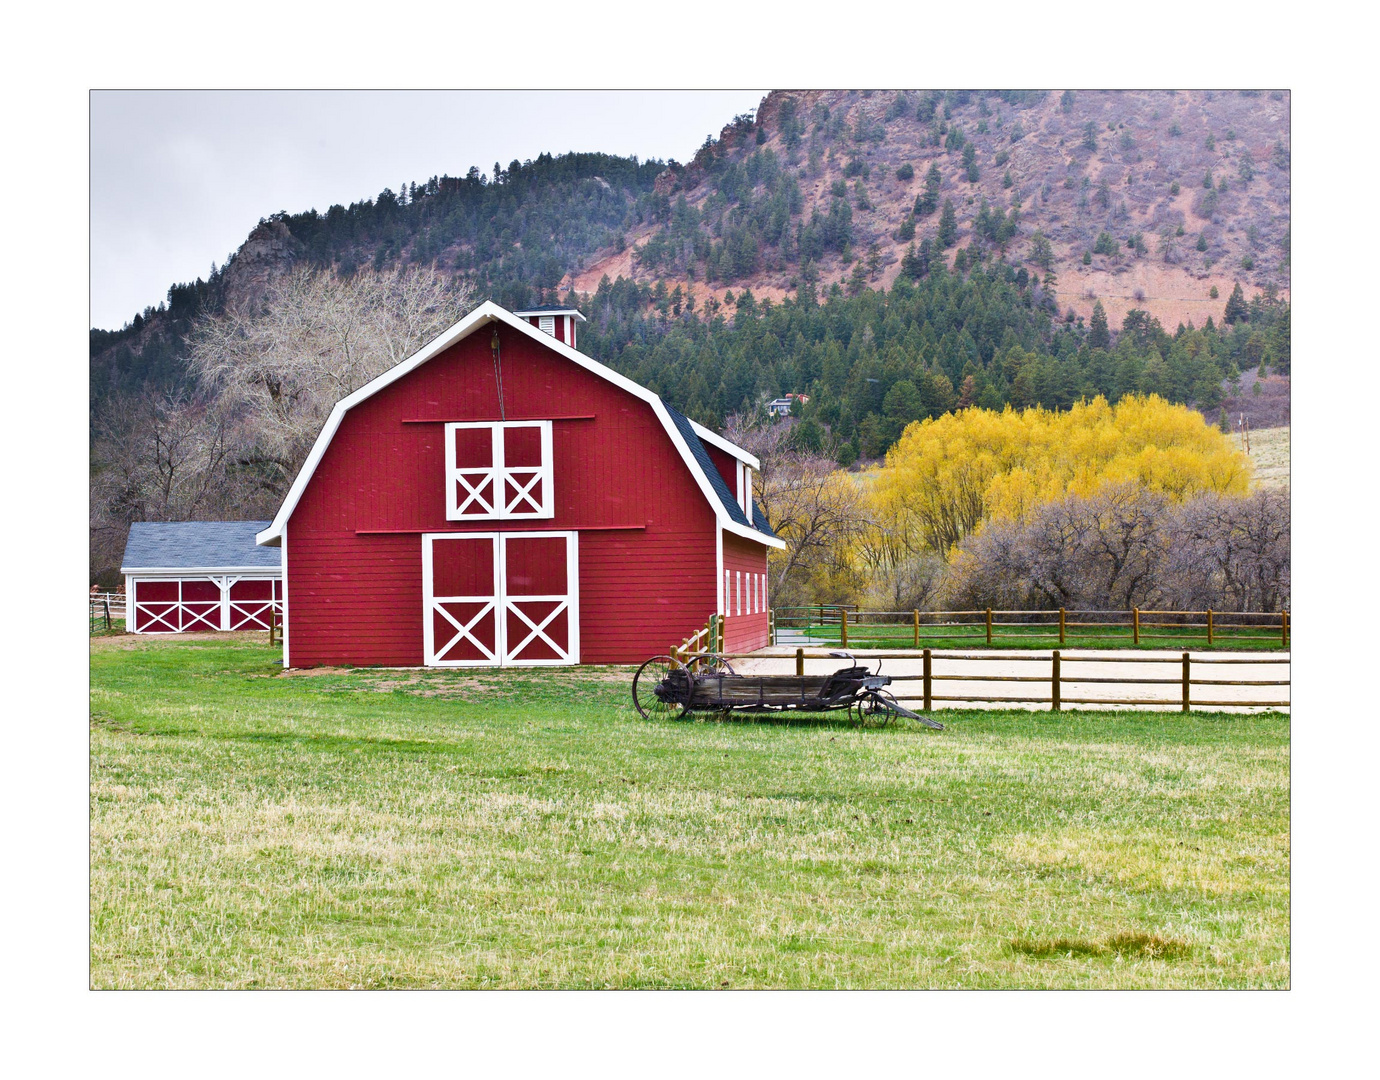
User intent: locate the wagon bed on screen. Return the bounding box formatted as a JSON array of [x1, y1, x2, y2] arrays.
[[632, 654, 944, 729]]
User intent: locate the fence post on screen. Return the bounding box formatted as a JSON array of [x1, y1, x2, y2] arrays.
[[269, 616, 276, 646], [1182, 652, 1191, 712], [1059, 608, 1066, 646], [1207, 608, 1214, 647], [769, 608, 775, 647], [796, 647, 804, 678], [1282, 610, 1289, 649], [985, 608, 992, 646], [1132, 608, 1140, 646], [103, 598, 112, 631], [923, 648, 932, 712], [1051, 650, 1061, 711], [841, 608, 848, 649], [913, 609, 920, 649]]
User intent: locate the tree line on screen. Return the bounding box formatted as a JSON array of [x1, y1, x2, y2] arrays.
[[575, 267, 1290, 466]]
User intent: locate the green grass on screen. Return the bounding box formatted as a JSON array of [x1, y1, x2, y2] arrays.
[[789, 623, 1289, 651], [90, 635, 1290, 989]]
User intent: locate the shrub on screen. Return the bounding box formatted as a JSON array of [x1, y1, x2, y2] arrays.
[[895, 163, 914, 181], [1209, 285, 1219, 299]]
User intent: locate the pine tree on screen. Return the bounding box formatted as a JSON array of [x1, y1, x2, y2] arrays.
[[937, 199, 958, 249], [1270, 305, 1291, 375], [1223, 281, 1248, 324], [917, 162, 942, 216], [1088, 301, 1111, 349]]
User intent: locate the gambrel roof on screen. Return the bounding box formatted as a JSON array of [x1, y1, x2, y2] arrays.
[[665, 404, 777, 540], [255, 301, 783, 549]]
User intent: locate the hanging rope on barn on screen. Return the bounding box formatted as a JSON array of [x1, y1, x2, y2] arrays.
[[491, 324, 506, 420]]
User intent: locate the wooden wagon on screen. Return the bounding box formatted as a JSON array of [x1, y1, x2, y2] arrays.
[[631, 653, 944, 729]]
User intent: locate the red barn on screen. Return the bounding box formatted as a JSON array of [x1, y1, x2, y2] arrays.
[[255, 301, 783, 668]]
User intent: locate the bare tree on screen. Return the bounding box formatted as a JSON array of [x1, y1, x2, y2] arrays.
[[942, 485, 1288, 612], [89, 390, 245, 579], [723, 412, 871, 604], [90, 265, 475, 583], [187, 265, 475, 482], [1166, 490, 1290, 611]]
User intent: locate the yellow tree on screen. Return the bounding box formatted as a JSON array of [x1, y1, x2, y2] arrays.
[[870, 395, 1252, 558]]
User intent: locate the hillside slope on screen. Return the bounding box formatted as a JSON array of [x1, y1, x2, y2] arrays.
[[91, 90, 1290, 417], [571, 89, 1290, 331]]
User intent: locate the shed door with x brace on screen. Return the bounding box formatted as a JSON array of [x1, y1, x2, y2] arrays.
[[422, 531, 579, 666]]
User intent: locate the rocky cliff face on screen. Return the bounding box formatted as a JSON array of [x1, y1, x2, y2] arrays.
[[218, 219, 303, 308]]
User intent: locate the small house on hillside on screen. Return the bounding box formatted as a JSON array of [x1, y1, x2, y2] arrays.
[[254, 301, 782, 668], [121, 521, 282, 633]]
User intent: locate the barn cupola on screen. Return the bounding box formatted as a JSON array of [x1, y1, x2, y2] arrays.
[[514, 306, 587, 351]]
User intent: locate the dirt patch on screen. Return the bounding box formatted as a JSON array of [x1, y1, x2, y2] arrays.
[[1010, 932, 1191, 960], [91, 631, 273, 652], [1055, 262, 1286, 331]]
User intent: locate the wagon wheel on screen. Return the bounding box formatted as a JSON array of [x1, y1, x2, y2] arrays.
[[688, 652, 736, 676], [850, 693, 892, 729], [859, 688, 945, 731], [632, 655, 693, 721]]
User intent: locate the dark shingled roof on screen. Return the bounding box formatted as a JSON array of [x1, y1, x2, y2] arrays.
[[663, 405, 778, 542], [121, 521, 280, 572]]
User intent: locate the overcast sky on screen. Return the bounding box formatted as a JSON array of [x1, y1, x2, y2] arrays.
[[90, 90, 767, 330]]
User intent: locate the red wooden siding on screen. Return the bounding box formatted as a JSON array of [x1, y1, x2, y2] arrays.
[[131, 575, 281, 633], [704, 443, 738, 494], [720, 530, 770, 653], [285, 325, 720, 666]]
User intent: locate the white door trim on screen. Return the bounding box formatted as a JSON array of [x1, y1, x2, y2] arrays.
[[422, 532, 502, 667], [498, 531, 579, 667], [422, 531, 579, 667]]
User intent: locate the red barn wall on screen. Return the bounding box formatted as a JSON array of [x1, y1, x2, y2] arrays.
[[721, 530, 771, 653], [704, 444, 738, 495], [285, 325, 720, 667]]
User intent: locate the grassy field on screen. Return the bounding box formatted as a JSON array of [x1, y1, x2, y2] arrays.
[[90, 634, 1290, 989], [786, 622, 1289, 651], [1248, 425, 1290, 491]]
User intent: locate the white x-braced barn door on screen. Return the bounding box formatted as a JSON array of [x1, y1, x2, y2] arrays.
[[422, 532, 579, 666]]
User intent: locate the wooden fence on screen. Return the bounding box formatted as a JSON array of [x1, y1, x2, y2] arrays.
[[713, 649, 1290, 713], [771, 606, 1289, 649], [89, 589, 282, 643], [89, 591, 124, 633]]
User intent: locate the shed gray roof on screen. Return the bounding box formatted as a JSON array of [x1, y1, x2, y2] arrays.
[[664, 406, 778, 542], [121, 521, 281, 572]]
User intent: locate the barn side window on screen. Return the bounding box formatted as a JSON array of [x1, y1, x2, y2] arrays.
[[445, 421, 554, 520]]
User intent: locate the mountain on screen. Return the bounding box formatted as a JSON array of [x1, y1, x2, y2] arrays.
[[89, 90, 1290, 418], [90, 152, 665, 410], [576, 89, 1290, 332]]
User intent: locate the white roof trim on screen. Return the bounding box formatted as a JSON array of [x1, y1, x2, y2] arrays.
[[690, 420, 760, 471], [256, 301, 783, 550], [514, 307, 587, 322], [121, 566, 283, 576]]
